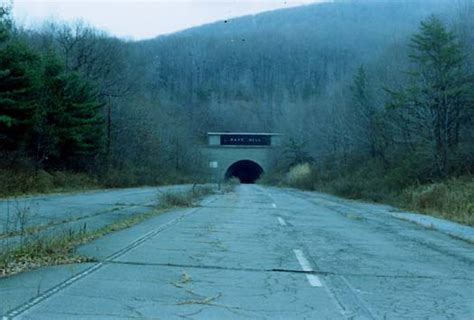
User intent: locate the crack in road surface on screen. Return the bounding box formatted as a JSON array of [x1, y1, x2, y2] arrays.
[[104, 259, 472, 281], [1, 185, 472, 320], [2, 200, 214, 320]]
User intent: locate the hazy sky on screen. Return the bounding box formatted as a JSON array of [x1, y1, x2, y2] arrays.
[[11, 0, 325, 40]]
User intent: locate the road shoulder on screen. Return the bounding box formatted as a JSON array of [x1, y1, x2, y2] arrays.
[[280, 187, 474, 243], [0, 205, 192, 317]]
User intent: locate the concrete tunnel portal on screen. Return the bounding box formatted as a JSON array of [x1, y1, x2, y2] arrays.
[[225, 160, 264, 184], [204, 132, 281, 183]]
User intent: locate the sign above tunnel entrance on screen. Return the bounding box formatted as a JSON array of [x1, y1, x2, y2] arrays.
[[207, 132, 282, 147], [220, 134, 271, 146], [204, 132, 281, 182]]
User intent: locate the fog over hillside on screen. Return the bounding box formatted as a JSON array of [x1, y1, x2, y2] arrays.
[[132, 0, 461, 132], [122, 0, 470, 155], [1, 0, 473, 199], [2, 1, 474, 315]]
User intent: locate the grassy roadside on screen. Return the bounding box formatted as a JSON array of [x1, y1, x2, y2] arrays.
[[398, 177, 473, 225], [267, 164, 473, 226], [0, 185, 219, 278], [320, 176, 474, 226], [0, 170, 100, 198], [0, 169, 210, 199]]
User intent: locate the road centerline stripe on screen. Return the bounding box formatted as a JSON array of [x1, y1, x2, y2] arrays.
[[293, 249, 312, 271], [307, 274, 323, 287], [293, 249, 322, 287], [277, 217, 287, 226]]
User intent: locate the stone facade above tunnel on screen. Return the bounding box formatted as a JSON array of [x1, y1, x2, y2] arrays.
[[203, 132, 282, 183]]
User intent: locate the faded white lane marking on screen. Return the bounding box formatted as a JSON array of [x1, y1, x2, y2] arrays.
[[272, 203, 277, 208], [293, 249, 312, 271], [307, 274, 323, 287], [293, 249, 322, 287], [277, 217, 287, 226]]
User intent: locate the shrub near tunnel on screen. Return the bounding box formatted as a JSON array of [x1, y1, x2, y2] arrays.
[[286, 163, 313, 189]]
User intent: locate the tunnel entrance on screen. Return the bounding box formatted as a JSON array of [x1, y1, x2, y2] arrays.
[[225, 160, 264, 184]]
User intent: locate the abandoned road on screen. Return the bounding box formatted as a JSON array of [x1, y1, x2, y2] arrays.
[[0, 185, 190, 249], [1, 185, 473, 319]]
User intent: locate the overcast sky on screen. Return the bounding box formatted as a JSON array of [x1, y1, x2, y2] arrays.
[[11, 0, 326, 40]]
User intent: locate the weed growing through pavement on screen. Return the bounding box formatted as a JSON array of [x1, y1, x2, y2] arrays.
[[177, 293, 223, 306], [159, 185, 216, 208], [1, 199, 39, 246], [0, 186, 219, 278]]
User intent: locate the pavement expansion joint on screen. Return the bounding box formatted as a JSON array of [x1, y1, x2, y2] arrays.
[[103, 261, 472, 280], [105, 260, 324, 275], [198, 205, 280, 210], [2, 206, 201, 320], [3, 186, 473, 319]]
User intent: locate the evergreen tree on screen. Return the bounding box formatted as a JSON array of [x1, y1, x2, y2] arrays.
[[387, 16, 473, 177], [34, 52, 104, 170], [351, 65, 371, 113], [0, 6, 11, 43], [31, 53, 66, 170], [350, 65, 375, 156], [59, 71, 104, 167], [1, 6, 104, 170], [0, 40, 39, 155], [350, 65, 387, 161]]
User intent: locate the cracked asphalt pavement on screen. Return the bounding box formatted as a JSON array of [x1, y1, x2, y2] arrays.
[[0, 185, 190, 249], [1, 184, 473, 319]]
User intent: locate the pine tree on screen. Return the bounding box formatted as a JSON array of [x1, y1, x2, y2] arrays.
[[33, 52, 104, 170], [351, 65, 375, 156], [387, 16, 473, 177], [59, 71, 104, 167], [0, 5, 15, 135], [31, 53, 65, 170], [0, 40, 39, 154], [0, 6, 11, 42], [350, 65, 387, 161]]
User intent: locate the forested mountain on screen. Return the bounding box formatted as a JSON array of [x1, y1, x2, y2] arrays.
[[1, 0, 473, 195], [136, 0, 454, 133], [120, 0, 473, 181]]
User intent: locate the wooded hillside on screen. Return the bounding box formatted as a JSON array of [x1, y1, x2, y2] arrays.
[[0, 1, 473, 207]]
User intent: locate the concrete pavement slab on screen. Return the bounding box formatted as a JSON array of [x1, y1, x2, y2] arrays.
[[1, 185, 473, 319]]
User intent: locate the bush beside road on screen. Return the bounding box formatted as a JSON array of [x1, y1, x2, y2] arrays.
[[269, 163, 473, 226]]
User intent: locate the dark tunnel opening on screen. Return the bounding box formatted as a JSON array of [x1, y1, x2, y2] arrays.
[[225, 160, 264, 184]]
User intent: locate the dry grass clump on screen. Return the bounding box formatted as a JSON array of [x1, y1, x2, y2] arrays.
[[403, 177, 474, 225], [226, 177, 241, 185], [0, 206, 172, 278], [192, 185, 215, 198], [160, 192, 195, 207], [286, 163, 313, 189], [0, 169, 98, 198], [159, 185, 215, 208], [0, 187, 217, 278], [406, 183, 448, 210], [271, 160, 473, 225], [0, 232, 94, 277]]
